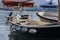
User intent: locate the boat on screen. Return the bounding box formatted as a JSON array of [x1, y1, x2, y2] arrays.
[[5, 0, 60, 40], [36, 0, 58, 23], [36, 11, 58, 22]]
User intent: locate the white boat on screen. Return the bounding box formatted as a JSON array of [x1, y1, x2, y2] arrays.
[[36, 0, 58, 22], [36, 11, 58, 22]]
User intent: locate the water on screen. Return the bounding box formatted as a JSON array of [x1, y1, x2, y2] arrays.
[[0, 11, 10, 40]]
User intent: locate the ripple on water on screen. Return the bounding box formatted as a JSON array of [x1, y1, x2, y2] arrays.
[[0, 25, 10, 40], [0, 11, 12, 40]]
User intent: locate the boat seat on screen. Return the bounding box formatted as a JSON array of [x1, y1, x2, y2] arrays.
[[20, 15, 29, 19]]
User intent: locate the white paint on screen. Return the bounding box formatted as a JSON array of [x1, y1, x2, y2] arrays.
[[38, 11, 45, 16]]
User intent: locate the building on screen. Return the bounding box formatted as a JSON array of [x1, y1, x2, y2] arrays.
[[2, 0, 34, 8]]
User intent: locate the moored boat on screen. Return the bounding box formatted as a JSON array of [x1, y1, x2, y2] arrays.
[[36, 0, 58, 23], [9, 16, 60, 40], [8, 12, 60, 40], [36, 11, 58, 22]]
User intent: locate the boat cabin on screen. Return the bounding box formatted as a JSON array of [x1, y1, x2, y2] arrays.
[[2, 0, 34, 8]]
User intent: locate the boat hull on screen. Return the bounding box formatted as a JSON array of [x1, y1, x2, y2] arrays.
[[9, 22, 60, 40]]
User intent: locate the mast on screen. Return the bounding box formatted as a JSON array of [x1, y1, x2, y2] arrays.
[[49, 0, 52, 5], [58, 0, 60, 22]]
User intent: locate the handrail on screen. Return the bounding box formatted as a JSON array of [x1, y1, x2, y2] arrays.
[[9, 21, 60, 28]]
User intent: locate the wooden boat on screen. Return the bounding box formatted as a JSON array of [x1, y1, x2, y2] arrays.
[[9, 16, 60, 40], [9, 12, 60, 40], [36, 11, 58, 22], [36, 0, 58, 23], [9, 21, 60, 40]]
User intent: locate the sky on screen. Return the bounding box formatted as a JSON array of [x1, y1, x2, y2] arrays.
[[0, 0, 58, 8]]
